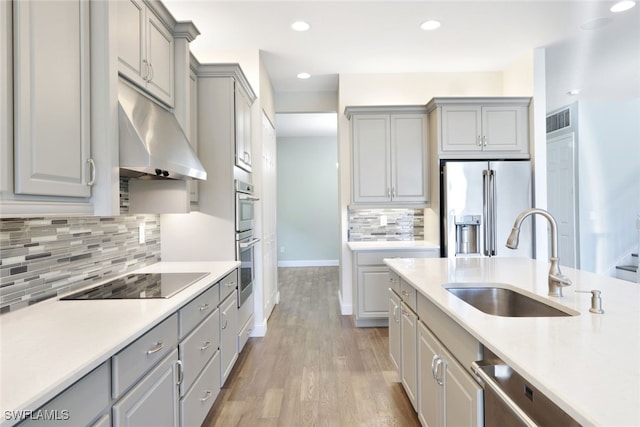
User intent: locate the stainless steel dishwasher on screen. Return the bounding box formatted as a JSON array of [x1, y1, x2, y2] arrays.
[[471, 348, 581, 427]]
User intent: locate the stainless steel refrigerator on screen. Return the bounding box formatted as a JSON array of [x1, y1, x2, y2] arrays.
[[440, 160, 533, 258]]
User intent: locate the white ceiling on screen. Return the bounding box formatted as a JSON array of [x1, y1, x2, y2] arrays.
[[164, 0, 640, 94]]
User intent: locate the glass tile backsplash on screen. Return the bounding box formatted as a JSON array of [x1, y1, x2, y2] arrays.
[[349, 208, 424, 241], [0, 178, 160, 314]]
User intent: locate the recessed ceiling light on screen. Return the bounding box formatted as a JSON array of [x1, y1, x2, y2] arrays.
[[297, 72, 311, 79], [420, 20, 441, 31], [580, 17, 613, 30], [610, 1, 636, 12], [291, 21, 311, 32]]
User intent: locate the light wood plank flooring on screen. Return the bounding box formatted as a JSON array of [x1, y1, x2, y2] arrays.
[[202, 266, 420, 427]]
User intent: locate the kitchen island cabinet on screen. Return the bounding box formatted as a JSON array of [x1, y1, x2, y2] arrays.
[[0, 261, 240, 427], [385, 256, 640, 427]]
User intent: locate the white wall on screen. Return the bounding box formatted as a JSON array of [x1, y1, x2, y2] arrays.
[[276, 135, 339, 266]]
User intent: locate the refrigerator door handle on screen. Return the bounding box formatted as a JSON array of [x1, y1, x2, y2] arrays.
[[490, 169, 498, 256], [482, 170, 490, 256]]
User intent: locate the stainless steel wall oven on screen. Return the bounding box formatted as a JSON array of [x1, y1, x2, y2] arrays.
[[235, 180, 259, 309]]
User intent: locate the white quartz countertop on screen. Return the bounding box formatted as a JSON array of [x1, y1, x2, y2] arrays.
[[0, 261, 239, 426], [385, 256, 640, 427], [347, 240, 440, 251]]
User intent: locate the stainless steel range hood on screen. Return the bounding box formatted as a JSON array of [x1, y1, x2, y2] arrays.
[[118, 81, 207, 181]]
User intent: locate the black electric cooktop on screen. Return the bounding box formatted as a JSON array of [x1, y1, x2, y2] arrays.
[[60, 272, 209, 300]]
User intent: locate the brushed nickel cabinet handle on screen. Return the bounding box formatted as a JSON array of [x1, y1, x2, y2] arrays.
[[199, 303, 210, 311], [200, 390, 212, 402], [175, 360, 184, 385], [200, 341, 212, 351], [87, 158, 96, 186], [146, 341, 164, 355]]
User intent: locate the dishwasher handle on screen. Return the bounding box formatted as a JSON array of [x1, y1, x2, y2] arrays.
[[471, 361, 538, 427]]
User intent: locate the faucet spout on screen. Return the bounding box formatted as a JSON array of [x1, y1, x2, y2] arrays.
[[505, 208, 571, 297]]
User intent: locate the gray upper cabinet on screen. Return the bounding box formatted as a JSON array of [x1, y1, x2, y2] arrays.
[[427, 97, 531, 159], [234, 81, 253, 173], [346, 106, 429, 206], [13, 0, 92, 198], [117, 0, 174, 107]]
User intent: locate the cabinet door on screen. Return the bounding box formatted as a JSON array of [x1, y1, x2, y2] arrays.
[[145, 10, 174, 106], [443, 347, 483, 427], [116, 0, 146, 89], [220, 291, 239, 385], [357, 266, 391, 319], [352, 115, 391, 203], [389, 289, 402, 373], [441, 105, 482, 152], [418, 322, 443, 427], [391, 114, 428, 202], [13, 0, 91, 197], [400, 302, 418, 410], [234, 83, 253, 172], [113, 349, 179, 427], [482, 106, 527, 153]]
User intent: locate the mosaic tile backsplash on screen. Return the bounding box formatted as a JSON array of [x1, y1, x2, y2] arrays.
[[0, 178, 161, 314], [349, 208, 424, 241]]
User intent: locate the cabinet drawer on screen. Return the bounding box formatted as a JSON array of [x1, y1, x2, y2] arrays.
[[20, 362, 110, 427], [180, 350, 221, 427], [112, 314, 178, 399], [357, 250, 438, 266], [219, 269, 238, 303], [417, 292, 481, 374], [179, 309, 220, 396], [400, 278, 417, 312], [179, 283, 219, 339], [388, 270, 401, 294]]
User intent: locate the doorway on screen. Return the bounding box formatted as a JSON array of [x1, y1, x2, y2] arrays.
[[547, 132, 579, 268], [275, 112, 339, 267]]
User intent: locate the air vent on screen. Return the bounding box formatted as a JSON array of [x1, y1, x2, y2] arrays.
[[546, 108, 571, 133]]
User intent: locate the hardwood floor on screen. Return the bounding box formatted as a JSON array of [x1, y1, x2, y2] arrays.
[[202, 266, 420, 427]]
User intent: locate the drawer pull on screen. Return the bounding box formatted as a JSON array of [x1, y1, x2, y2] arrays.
[[200, 390, 213, 402], [200, 341, 212, 351], [199, 303, 210, 311], [402, 290, 410, 297], [221, 313, 228, 330], [224, 281, 235, 287], [146, 341, 164, 355], [176, 360, 184, 385]]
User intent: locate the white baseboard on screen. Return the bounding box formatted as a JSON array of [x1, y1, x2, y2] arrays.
[[277, 259, 339, 267], [339, 290, 352, 315], [251, 318, 268, 337]]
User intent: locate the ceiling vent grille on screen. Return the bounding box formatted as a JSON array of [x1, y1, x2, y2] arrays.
[[546, 108, 571, 133]]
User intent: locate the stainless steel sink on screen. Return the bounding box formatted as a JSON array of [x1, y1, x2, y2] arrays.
[[445, 285, 575, 317]]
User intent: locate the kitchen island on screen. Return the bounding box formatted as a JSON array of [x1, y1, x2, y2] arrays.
[[0, 261, 239, 427], [385, 256, 640, 426]]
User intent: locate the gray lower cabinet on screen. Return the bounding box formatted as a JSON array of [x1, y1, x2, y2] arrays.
[[18, 362, 110, 427], [352, 249, 438, 327], [112, 349, 180, 427], [418, 322, 483, 427], [389, 267, 483, 427], [180, 351, 221, 427], [220, 290, 239, 385]]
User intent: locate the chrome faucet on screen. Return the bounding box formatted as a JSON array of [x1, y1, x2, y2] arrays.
[[506, 208, 572, 297]]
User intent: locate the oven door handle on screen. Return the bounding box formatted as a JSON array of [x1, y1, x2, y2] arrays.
[[238, 194, 260, 201], [239, 238, 261, 249]]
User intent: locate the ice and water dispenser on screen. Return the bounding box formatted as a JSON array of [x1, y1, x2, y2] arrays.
[[455, 215, 480, 255]]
